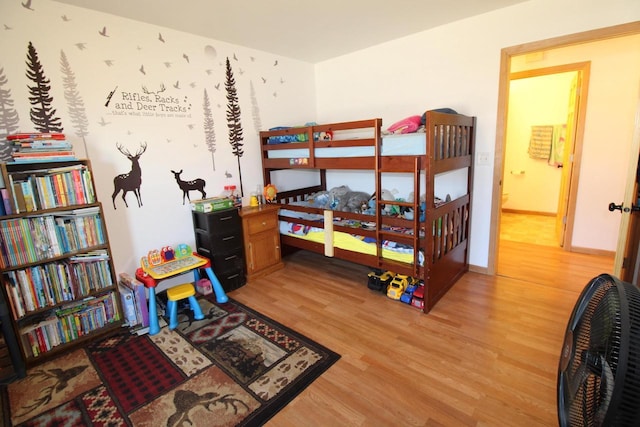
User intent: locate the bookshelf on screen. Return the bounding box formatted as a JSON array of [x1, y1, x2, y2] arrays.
[[0, 160, 122, 366]]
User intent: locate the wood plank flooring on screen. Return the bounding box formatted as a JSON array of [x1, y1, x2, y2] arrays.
[[229, 240, 614, 426]]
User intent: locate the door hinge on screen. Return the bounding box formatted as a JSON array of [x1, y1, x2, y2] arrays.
[[569, 154, 574, 163], [623, 257, 629, 269], [563, 215, 567, 225]]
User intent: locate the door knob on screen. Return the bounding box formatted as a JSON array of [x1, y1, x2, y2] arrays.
[[609, 202, 623, 212], [609, 202, 640, 213]]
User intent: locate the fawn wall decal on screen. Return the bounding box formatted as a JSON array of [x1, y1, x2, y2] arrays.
[[171, 169, 206, 204]]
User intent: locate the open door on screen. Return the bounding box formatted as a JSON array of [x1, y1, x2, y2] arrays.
[[555, 73, 581, 246], [614, 98, 640, 283]]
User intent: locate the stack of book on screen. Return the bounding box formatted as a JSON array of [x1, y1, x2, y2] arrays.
[[7, 132, 77, 163]]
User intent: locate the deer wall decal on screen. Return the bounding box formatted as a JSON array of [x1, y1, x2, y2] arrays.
[[171, 169, 206, 204], [112, 142, 147, 209]]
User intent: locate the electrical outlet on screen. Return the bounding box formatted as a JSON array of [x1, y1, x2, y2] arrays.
[[477, 152, 491, 165]]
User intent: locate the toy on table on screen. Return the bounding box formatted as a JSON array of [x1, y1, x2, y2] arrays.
[[136, 244, 228, 335], [263, 184, 278, 202]]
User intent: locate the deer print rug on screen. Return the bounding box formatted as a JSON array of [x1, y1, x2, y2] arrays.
[[3, 297, 340, 426]]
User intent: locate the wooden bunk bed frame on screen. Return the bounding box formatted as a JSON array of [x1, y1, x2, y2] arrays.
[[259, 111, 476, 313]]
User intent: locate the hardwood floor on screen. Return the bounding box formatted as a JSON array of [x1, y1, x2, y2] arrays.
[[229, 243, 614, 426]]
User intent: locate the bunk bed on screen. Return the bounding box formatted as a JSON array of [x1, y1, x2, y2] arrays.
[[259, 111, 476, 313]]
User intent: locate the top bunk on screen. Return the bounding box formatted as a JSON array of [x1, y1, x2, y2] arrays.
[[259, 111, 476, 173]]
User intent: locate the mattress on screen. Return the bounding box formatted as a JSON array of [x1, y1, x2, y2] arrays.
[[279, 221, 423, 266], [267, 132, 426, 159]]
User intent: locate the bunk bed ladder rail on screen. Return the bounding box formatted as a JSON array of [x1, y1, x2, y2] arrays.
[[375, 155, 422, 277], [411, 156, 421, 277]]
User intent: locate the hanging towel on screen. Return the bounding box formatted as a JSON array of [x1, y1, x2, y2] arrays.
[[548, 124, 566, 167], [528, 125, 553, 160]]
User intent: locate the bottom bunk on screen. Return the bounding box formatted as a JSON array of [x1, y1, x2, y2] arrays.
[[275, 192, 470, 313]]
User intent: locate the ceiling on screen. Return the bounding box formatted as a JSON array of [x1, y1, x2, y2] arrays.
[[51, 0, 529, 63]]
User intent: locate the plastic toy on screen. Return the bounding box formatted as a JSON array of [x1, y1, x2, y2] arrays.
[[387, 274, 410, 300], [264, 184, 278, 202], [367, 270, 394, 292], [161, 246, 175, 262], [400, 282, 419, 304], [411, 282, 425, 309]]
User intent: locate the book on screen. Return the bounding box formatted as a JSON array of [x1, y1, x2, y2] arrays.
[[12, 181, 26, 213], [118, 272, 149, 327], [118, 284, 138, 327], [7, 132, 66, 141], [1, 188, 12, 215]]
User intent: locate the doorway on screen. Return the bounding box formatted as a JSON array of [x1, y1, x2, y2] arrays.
[[488, 22, 640, 277], [501, 65, 587, 250]]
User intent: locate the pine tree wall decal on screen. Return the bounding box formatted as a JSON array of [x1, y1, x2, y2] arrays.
[[0, 67, 21, 161], [203, 88, 217, 171], [250, 80, 262, 135], [26, 41, 63, 133], [60, 49, 89, 157], [225, 57, 245, 196]]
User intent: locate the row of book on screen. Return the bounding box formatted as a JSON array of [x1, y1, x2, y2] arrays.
[[118, 272, 150, 332], [3, 163, 95, 215], [6, 132, 77, 163], [0, 207, 105, 269], [19, 293, 120, 358], [4, 251, 113, 318]]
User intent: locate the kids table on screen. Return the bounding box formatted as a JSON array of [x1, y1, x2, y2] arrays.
[[135, 252, 228, 335]]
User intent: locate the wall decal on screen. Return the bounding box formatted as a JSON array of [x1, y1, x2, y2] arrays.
[[99, 26, 108, 37], [158, 33, 165, 43], [106, 86, 191, 119], [204, 45, 217, 59], [60, 49, 90, 159], [0, 67, 21, 161], [105, 86, 118, 107], [26, 42, 63, 133], [75, 43, 86, 51], [21, 0, 34, 11], [225, 57, 245, 196], [203, 88, 217, 170], [249, 81, 262, 135], [171, 169, 206, 204], [61, 15, 70, 22], [112, 142, 147, 209], [98, 117, 110, 126]]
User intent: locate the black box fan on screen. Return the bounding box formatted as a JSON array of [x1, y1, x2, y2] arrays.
[[557, 274, 640, 426]]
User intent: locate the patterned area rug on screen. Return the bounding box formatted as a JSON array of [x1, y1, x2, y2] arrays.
[[1, 296, 340, 426]]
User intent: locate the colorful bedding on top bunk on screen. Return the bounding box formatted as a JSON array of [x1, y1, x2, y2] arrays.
[[278, 208, 424, 266], [267, 132, 426, 158]]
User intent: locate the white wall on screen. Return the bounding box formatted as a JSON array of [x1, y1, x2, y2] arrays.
[[315, 0, 640, 267], [0, 0, 317, 277]]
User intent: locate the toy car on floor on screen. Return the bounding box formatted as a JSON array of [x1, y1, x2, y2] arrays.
[[411, 282, 425, 309], [400, 281, 419, 304], [367, 270, 394, 292], [387, 274, 411, 300]]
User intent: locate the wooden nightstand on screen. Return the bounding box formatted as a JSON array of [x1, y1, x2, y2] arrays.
[[239, 204, 284, 281]]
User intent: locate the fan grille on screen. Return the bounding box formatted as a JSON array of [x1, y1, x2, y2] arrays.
[[558, 274, 640, 427]]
